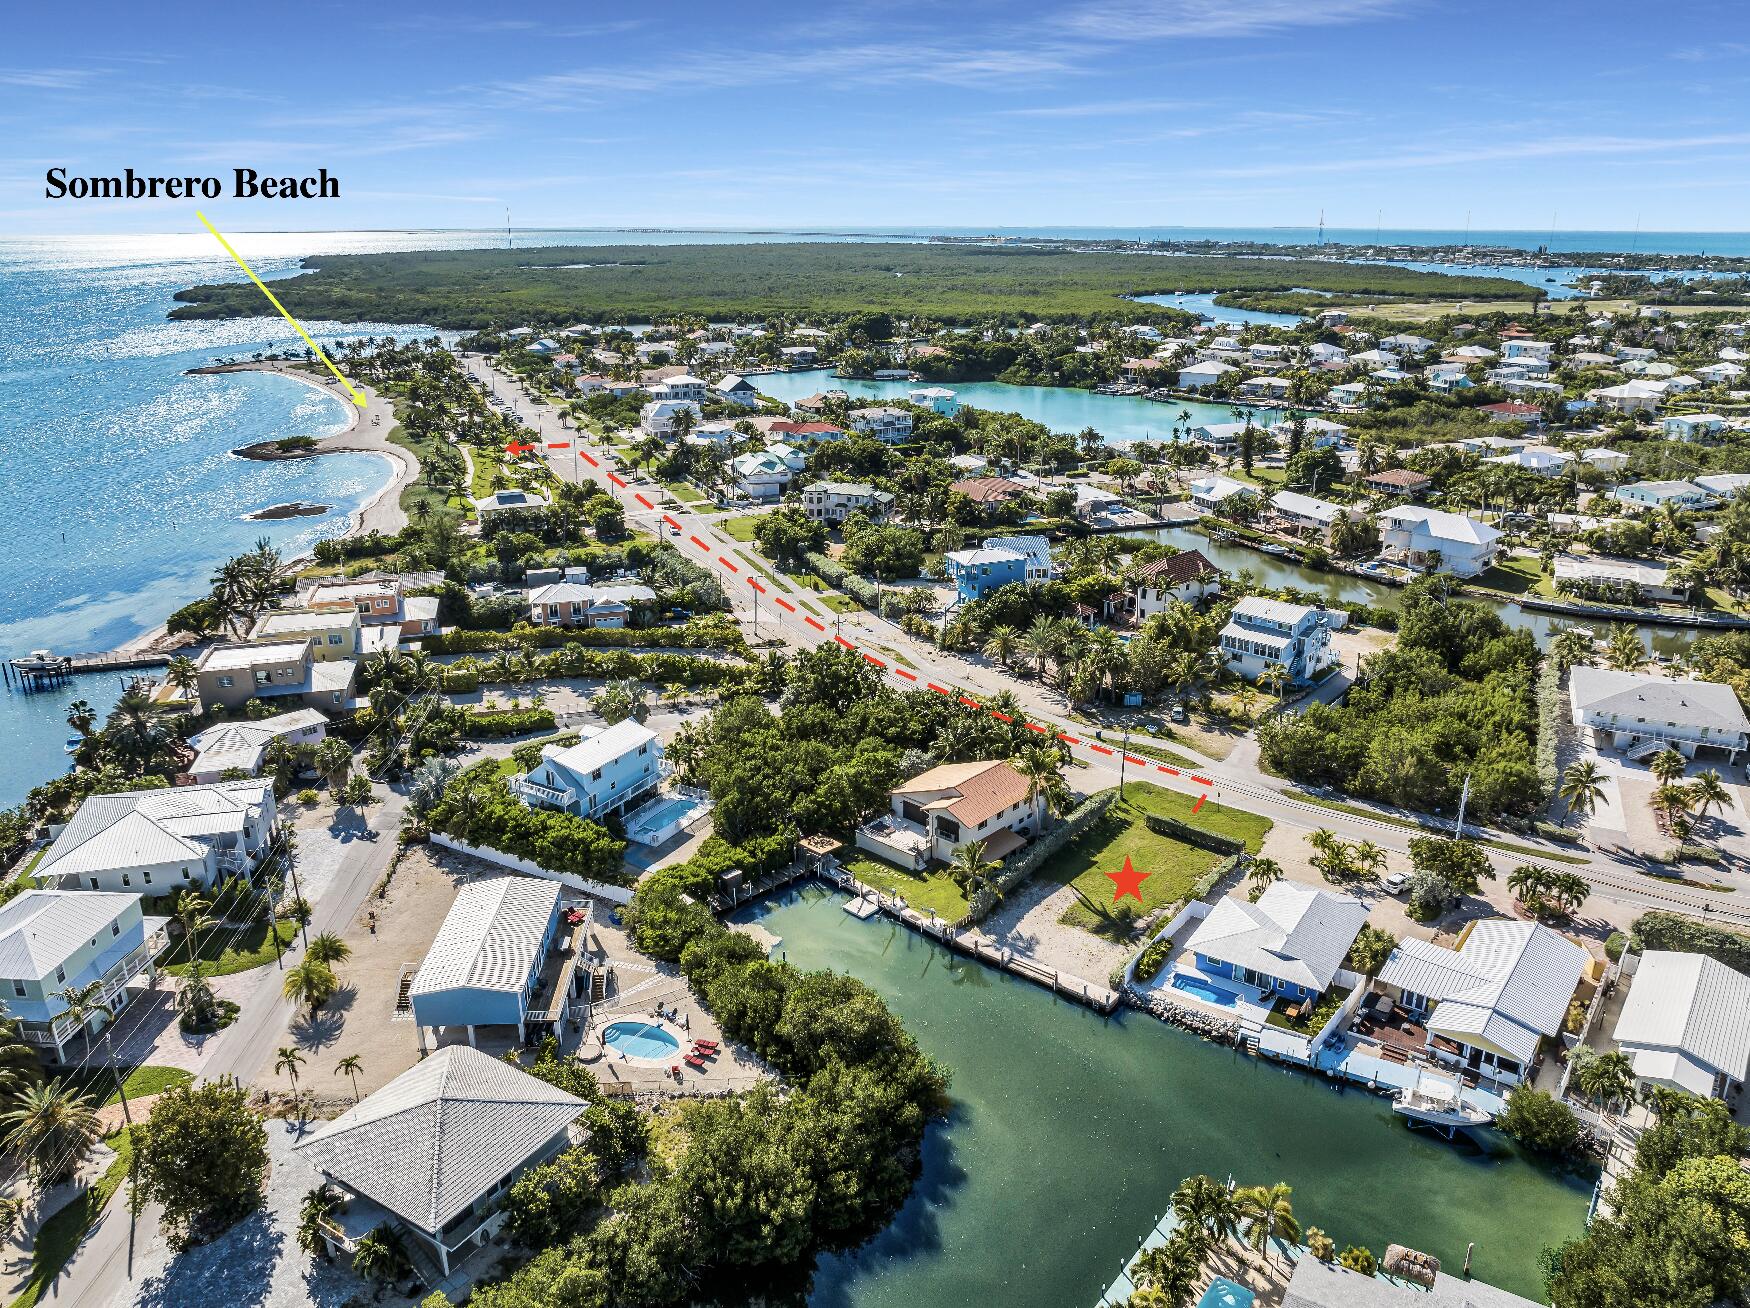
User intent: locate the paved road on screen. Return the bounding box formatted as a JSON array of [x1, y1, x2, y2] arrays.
[[465, 356, 1750, 930], [57, 789, 408, 1308]]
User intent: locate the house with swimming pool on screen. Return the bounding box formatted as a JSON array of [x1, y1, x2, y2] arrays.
[[1178, 882, 1368, 1013], [855, 760, 1043, 872]]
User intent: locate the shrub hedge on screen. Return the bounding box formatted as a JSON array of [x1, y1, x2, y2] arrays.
[[1631, 911, 1750, 973], [1142, 812, 1246, 856]]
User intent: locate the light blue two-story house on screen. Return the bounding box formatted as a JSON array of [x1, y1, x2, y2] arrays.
[[0, 891, 168, 1062], [944, 535, 1053, 603], [1218, 597, 1337, 683], [510, 720, 664, 821], [409, 875, 569, 1051]]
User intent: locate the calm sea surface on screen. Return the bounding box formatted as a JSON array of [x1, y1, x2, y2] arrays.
[[0, 225, 1734, 805], [746, 885, 1591, 1306]]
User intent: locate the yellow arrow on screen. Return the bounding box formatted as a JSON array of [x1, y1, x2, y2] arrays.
[[195, 211, 368, 409]]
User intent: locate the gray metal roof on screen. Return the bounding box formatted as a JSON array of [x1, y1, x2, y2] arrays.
[[291, 1045, 584, 1234], [1285, 1258, 1541, 1308], [35, 779, 273, 881], [1569, 667, 1750, 739], [410, 876, 560, 1000], [1183, 883, 1368, 992], [1613, 950, 1750, 1087], [0, 890, 140, 980]]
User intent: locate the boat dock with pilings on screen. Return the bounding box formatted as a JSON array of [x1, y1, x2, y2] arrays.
[[5, 648, 170, 690]]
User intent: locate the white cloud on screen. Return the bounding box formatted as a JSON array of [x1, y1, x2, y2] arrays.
[[1205, 131, 1750, 178], [1058, 0, 1410, 39]]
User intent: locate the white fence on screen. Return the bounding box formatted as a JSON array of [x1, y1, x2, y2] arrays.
[[430, 832, 635, 904]]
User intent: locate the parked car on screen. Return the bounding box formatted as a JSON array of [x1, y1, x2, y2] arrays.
[[1170, 703, 1189, 724], [1383, 870, 1410, 895]]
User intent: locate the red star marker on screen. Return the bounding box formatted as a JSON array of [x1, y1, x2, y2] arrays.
[[1107, 855, 1150, 903]]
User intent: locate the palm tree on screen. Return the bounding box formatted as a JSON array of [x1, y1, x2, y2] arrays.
[[982, 625, 1022, 669], [1652, 782, 1697, 835], [1020, 618, 1059, 678], [1128, 1237, 1202, 1305], [175, 962, 219, 1031], [162, 656, 200, 700], [1352, 840, 1387, 880], [1572, 1048, 1635, 1119], [351, 1227, 401, 1283], [335, 1054, 365, 1104], [0, 1080, 100, 1185], [1688, 769, 1735, 829], [297, 1183, 341, 1255], [275, 1045, 306, 1111], [1258, 663, 1289, 702], [1246, 856, 1283, 902], [314, 737, 353, 795], [55, 981, 132, 1124], [1604, 624, 1645, 671], [1237, 1182, 1300, 1266], [1008, 746, 1070, 831], [1559, 759, 1608, 826], [64, 699, 97, 739], [945, 840, 1001, 901], [283, 959, 337, 1017], [306, 932, 351, 969], [1171, 1173, 1240, 1250], [1549, 627, 1595, 671], [103, 691, 170, 773], [1649, 747, 1688, 786]]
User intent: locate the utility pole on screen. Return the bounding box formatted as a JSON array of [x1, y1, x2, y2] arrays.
[[1119, 720, 1130, 799], [1454, 771, 1472, 840]]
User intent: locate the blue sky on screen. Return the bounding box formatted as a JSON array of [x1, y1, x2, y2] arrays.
[[4, 0, 1750, 235]]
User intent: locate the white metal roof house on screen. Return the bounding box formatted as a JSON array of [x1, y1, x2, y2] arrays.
[[472, 488, 550, 516], [1569, 667, 1749, 762], [1218, 596, 1335, 683], [1376, 920, 1592, 1086], [35, 779, 278, 895], [409, 876, 565, 1049], [1376, 506, 1502, 578], [1697, 472, 1750, 498], [511, 719, 664, 821], [1188, 475, 1259, 513], [1483, 447, 1571, 477], [1183, 883, 1367, 1002], [293, 1045, 585, 1276], [1662, 412, 1729, 441], [1612, 950, 1750, 1099], [1177, 359, 1238, 390], [0, 891, 168, 1061], [1270, 490, 1355, 539], [185, 709, 328, 784]]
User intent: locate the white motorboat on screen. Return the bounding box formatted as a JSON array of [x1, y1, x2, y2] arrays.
[[1392, 1070, 1492, 1137]]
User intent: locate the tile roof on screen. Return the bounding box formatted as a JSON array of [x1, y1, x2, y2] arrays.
[[1364, 468, 1431, 488], [1184, 883, 1367, 992], [0, 891, 141, 980], [1131, 549, 1218, 587], [892, 760, 1034, 831], [948, 477, 1028, 504], [35, 779, 273, 880], [410, 876, 561, 999], [292, 1045, 584, 1234], [1613, 950, 1750, 1089]]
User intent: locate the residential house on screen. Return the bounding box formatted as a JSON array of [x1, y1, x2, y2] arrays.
[[1271, 490, 1356, 540], [474, 489, 551, 518], [1697, 472, 1750, 498], [1306, 342, 1348, 366], [648, 375, 707, 405], [1501, 339, 1554, 361], [510, 720, 664, 820], [1218, 597, 1335, 681], [249, 608, 362, 661], [765, 442, 808, 472], [306, 575, 441, 638], [1695, 362, 1745, 384], [1283, 1256, 1543, 1308], [687, 420, 739, 445], [1478, 401, 1543, 425], [1187, 421, 1254, 454], [1268, 416, 1349, 449], [293, 1046, 585, 1277], [949, 476, 1029, 515], [1552, 555, 1683, 603], [185, 709, 327, 784], [856, 761, 1045, 872], [1122, 357, 1170, 385], [194, 640, 360, 714], [1613, 479, 1715, 511], [408, 876, 566, 1050], [1177, 360, 1238, 390], [0, 891, 168, 1062], [1181, 883, 1368, 1008], [1238, 375, 1291, 401], [1611, 951, 1750, 1100], [802, 481, 892, 525], [1074, 483, 1125, 522], [1187, 475, 1259, 514], [730, 451, 794, 501], [1380, 333, 1435, 356], [1483, 447, 1571, 477], [35, 778, 278, 895], [1569, 667, 1749, 762], [640, 398, 702, 437], [847, 405, 913, 442], [1327, 380, 1369, 406], [908, 386, 958, 415], [1663, 412, 1728, 441], [1591, 381, 1666, 414], [779, 345, 819, 366], [1361, 468, 1431, 499], [1127, 550, 1220, 620], [764, 419, 844, 443], [1377, 506, 1502, 577], [526, 582, 655, 630], [944, 546, 1030, 602], [714, 374, 761, 408], [1374, 920, 1592, 1087], [1582, 448, 1630, 473]]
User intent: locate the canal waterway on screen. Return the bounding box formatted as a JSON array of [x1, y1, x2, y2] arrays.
[[746, 885, 1590, 1308]]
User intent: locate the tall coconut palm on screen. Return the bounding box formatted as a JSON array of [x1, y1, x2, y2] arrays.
[[1559, 759, 1608, 826], [1246, 856, 1283, 902], [945, 840, 1001, 900], [162, 656, 200, 700], [55, 981, 132, 1124], [305, 932, 352, 970], [1020, 619, 1059, 679], [1688, 769, 1735, 829], [981, 626, 1021, 668], [174, 892, 215, 967], [1171, 1173, 1240, 1250], [275, 1045, 306, 1112], [1237, 1182, 1300, 1266], [1128, 1237, 1202, 1304], [1649, 747, 1688, 786], [64, 699, 97, 739], [335, 1055, 365, 1104], [1008, 746, 1070, 831], [103, 691, 171, 773], [1352, 840, 1387, 880], [0, 1079, 100, 1185], [283, 959, 337, 1017], [1604, 624, 1645, 671], [1258, 663, 1289, 702]]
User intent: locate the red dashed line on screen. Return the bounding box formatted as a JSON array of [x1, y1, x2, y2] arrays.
[[547, 442, 570, 450], [775, 598, 797, 613], [1025, 722, 1049, 734], [689, 535, 710, 551], [805, 617, 827, 631], [1124, 754, 1146, 766], [1057, 733, 1080, 745], [633, 493, 654, 509], [748, 578, 766, 595], [893, 669, 917, 681], [862, 653, 886, 668], [1090, 744, 1115, 756], [1191, 794, 1207, 815], [990, 711, 1012, 722], [926, 683, 951, 696], [833, 635, 857, 650], [1191, 775, 1214, 786], [662, 514, 681, 530], [579, 451, 599, 467], [606, 472, 626, 488], [957, 696, 980, 709], [1157, 765, 1180, 777], [718, 557, 738, 573]]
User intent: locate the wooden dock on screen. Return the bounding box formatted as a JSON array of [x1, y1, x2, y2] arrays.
[[4, 648, 169, 690]]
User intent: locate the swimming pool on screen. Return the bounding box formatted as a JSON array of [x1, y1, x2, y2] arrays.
[[1169, 972, 1243, 1008], [601, 1020, 682, 1062], [1196, 1277, 1255, 1308]]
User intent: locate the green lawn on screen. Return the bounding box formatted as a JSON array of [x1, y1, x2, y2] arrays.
[[1042, 785, 1272, 940], [1264, 984, 1351, 1034], [841, 853, 970, 921], [1474, 557, 1549, 597], [164, 919, 300, 977], [720, 514, 762, 543], [662, 481, 705, 504], [65, 1064, 192, 1108], [11, 1129, 132, 1308], [1109, 736, 1204, 770]]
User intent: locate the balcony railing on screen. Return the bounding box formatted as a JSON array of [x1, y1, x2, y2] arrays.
[[509, 778, 577, 809]]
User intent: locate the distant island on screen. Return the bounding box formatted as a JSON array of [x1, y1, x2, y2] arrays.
[[168, 240, 1542, 329]]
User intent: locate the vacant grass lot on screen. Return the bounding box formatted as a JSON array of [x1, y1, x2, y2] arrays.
[[164, 919, 301, 977], [720, 514, 762, 542], [841, 853, 969, 921], [1042, 784, 1272, 940]]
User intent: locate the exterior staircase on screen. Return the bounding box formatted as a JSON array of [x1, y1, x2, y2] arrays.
[[1625, 736, 1669, 762]]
